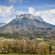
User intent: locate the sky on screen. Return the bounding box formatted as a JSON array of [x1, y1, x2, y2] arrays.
[[0, 0, 55, 25]]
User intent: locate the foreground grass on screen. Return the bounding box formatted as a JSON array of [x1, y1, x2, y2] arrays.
[[0, 54, 54, 55]]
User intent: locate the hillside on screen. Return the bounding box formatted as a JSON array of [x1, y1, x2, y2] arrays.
[[0, 14, 55, 38]]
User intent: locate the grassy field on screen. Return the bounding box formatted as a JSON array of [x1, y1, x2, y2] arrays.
[[0, 54, 54, 55]]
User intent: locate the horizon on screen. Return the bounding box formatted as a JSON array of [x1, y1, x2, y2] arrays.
[[0, 0, 55, 25]]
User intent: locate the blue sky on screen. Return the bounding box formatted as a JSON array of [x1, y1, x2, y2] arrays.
[[0, 0, 55, 25], [0, 0, 55, 10]]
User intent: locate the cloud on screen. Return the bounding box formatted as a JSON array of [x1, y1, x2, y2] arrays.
[[28, 7, 55, 25], [16, 10, 26, 15], [0, 5, 15, 17], [28, 7, 40, 16], [19, 0, 24, 3], [9, 0, 24, 3], [39, 9, 55, 25], [16, 7, 40, 16], [9, 0, 16, 3], [0, 5, 16, 23], [29, 7, 34, 14], [0, 5, 55, 25]]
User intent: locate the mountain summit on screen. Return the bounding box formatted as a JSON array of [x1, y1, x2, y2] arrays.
[[7, 14, 54, 28], [16, 14, 43, 22]]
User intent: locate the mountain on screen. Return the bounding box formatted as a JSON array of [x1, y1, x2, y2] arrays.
[[0, 23, 6, 27], [0, 14, 55, 38], [1, 14, 55, 28]]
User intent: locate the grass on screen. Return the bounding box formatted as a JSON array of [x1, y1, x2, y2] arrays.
[[0, 54, 54, 55]]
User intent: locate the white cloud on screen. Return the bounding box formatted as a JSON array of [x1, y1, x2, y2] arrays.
[[9, 0, 24, 3], [9, 0, 16, 3], [39, 9, 55, 25], [0, 5, 16, 23], [0, 5, 15, 17], [28, 7, 40, 16], [16, 7, 35, 15], [16, 10, 26, 15], [28, 7, 55, 25], [0, 5, 55, 25], [19, 0, 24, 3], [29, 7, 34, 14]]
